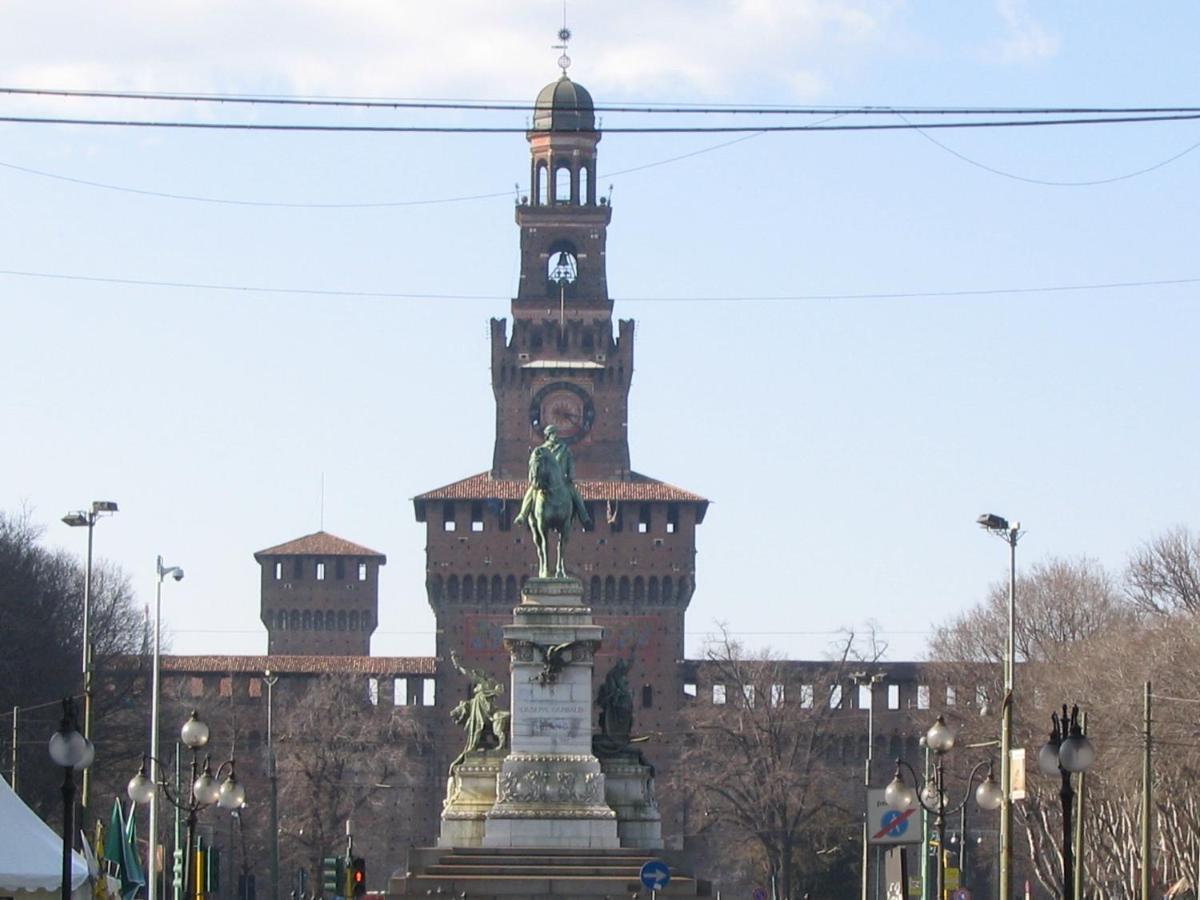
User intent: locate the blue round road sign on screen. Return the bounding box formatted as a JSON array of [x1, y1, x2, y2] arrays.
[[879, 809, 910, 837], [753, 888, 768, 900], [640, 859, 671, 891]]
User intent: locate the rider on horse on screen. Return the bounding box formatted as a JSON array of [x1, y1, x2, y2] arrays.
[[515, 424, 592, 529]]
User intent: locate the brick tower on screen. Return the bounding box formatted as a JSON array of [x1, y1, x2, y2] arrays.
[[413, 66, 708, 798], [255, 531, 386, 655]]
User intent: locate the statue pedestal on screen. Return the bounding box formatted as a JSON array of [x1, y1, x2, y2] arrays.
[[600, 752, 663, 849], [437, 750, 506, 848], [482, 578, 620, 849]]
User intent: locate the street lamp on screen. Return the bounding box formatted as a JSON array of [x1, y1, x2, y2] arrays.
[[885, 716, 1002, 900], [48, 697, 94, 900], [850, 670, 886, 900], [263, 670, 280, 900], [147, 556, 184, 900], [977, 512, 1022, 899], [128, 711, 245, 900], [62, 499, 118, 811], [1038, 704, 1095, 898]]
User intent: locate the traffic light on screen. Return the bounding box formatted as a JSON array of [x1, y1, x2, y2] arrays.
[[321, 857, 344, 898], [351, 858, 366, 897]]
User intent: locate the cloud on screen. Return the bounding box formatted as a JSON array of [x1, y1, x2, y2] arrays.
[[990, 0, 1060, 63], [0, 0, 898, 107]]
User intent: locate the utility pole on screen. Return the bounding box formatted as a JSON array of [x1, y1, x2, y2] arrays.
[[1141, 681, 1152, 900]]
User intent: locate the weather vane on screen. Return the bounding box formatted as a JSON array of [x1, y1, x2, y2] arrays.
[[552, 6, 571, 75]]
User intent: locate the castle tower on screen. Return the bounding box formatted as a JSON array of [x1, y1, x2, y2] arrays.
[[413, 62, 708, 800], [255, 531, 385, 655]]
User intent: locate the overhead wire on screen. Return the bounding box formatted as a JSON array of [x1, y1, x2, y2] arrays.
[[5, 84, 1200, 117], [0, 268, 1196, 303], [3, 111, 1200, 132], [895, 110, 1200, 186]]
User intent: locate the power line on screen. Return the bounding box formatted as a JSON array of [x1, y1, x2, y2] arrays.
[[6, 85, 1200, 117], [0, 267, 1196, 303], [4, 112, 1200, 133]]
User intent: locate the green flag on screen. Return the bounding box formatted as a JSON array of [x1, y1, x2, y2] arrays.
[[122, 802, 146, 899], [105, 800, 125, 880]]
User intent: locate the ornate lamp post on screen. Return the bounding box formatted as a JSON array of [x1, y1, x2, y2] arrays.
[[62, 499, 118, 812], [128, 711, 245, 900], [977, 512, 1022, 899], [885, 716, 1003, 900], [48, 697, 94, 900], [1038, 704, 1095, 898]]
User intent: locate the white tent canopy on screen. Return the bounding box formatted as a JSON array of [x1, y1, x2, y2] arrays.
[[0, 775, 89, 896]]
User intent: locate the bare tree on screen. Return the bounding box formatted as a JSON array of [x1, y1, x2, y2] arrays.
[[275, 675, 431, 887], [1126, 526, 1200, 617], [675, 627, 869, 899], [929, 556, 1132, 665]]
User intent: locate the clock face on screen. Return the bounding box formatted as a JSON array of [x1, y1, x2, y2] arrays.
[[530, 381, 595, 443]]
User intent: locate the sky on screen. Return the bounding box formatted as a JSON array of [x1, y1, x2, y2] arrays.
[[2, 1, 1198, 664]]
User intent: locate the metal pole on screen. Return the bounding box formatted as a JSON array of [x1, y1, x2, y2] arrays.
[[861, 682, 875, 900], [1060, 767, 1075, 898], [999, 528, 1017, 900], [265, 673, 280, 900], [921, 745, 931, 900], [149, 558, 165, 900], [61, 766, 77, 900], [934, 763, 946, 900], [80, 517, 95, 812], [959, 805, 968, 890], [1141, 681, 1152, 900], [1073, 711, 1087, 900], [10, 705, 17, 795]]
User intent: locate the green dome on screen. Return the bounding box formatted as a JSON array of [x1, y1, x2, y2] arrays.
[[532, 75, 596, 132]]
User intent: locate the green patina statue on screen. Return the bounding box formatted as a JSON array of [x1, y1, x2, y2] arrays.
[[514, 425, 592, 578], [448, 649, 510, 770]]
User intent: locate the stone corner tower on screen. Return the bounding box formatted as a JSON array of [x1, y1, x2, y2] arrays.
[[255, 530, 386, 655]]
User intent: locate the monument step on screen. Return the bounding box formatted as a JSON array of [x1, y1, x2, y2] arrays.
[[393, 875, 702, 897], [428, 864, 654, 877]]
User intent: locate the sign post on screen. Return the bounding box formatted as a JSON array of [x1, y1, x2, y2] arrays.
[[639, 860, 670, 894], [868, 789, 921, 845]]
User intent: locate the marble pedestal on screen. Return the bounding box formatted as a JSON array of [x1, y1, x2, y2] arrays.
[[600, 752, 663, 849], [482, 578, 620, 849], [437, 749, 506, 848]]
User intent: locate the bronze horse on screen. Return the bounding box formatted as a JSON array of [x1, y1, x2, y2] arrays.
[[524, 445, 577, 578]]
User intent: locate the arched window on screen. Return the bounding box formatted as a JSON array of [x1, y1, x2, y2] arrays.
[[276, 610, 286, 630], [491, 575, 502, 601], [476, 575, 488, 602], [619, 577, 631, 602], [429, 575, 444, 602], [554, 162, 572, 204], [325, 610, 335, 631], [462, 575, 474, 602], [362, 611, 372, 630], [579, 164, 590, 205], [633, 577, 645, 602], [349, 610, 360, 631], [662, 577, 674, 602], [302, 610, 312, 630], [289, 610, 300, 630], [505, 575, 518, 602], [337, 611, 347, 631], [677, 577, 691, 602], [605, 576, 616, 602], [536, 161, 548, 205], [590, 576, 601, 603], [447, 575, 460, 601], [648, 577, 659, 603]]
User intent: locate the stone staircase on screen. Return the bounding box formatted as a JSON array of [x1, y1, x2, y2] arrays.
[[388, 847, 712, 898]]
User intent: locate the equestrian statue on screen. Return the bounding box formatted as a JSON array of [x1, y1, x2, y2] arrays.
[[514, 424, 592, 578]]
